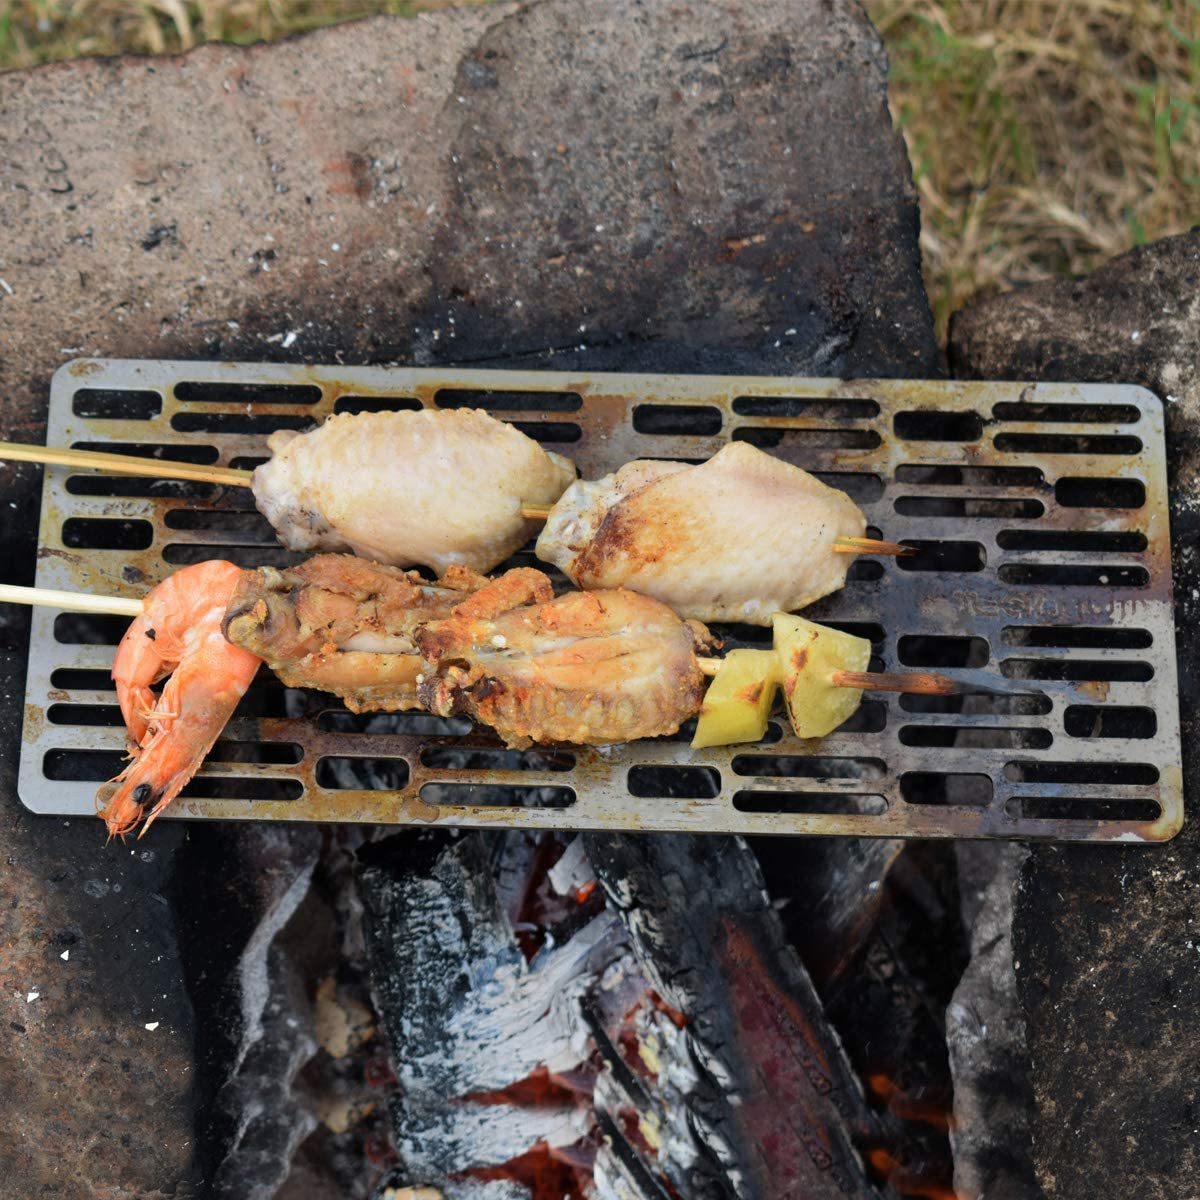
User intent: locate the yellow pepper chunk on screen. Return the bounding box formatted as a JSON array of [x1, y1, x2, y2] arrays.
[[691, 649, 780, 749], [772, 613, 871, 739]]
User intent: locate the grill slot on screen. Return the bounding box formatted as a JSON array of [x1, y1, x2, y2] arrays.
[[19, 363, 1181, 842]]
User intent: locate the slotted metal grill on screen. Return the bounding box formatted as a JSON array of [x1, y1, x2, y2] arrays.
[[18, 359, 1182, 841]]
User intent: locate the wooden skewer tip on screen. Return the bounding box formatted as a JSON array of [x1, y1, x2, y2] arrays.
[[831, 536, 914, 557]]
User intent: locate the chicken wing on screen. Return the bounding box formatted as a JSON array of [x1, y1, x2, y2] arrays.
[[222, 554, 489, 711], [416, 571, 710, 747], [252, 408, 576, 574], [535, 441, 866, 624]]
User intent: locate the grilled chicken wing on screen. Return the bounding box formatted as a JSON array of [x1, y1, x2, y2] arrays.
[[222, 554, 489, 711], [535, 441, 866, 624], [252, 408, 576, 574], [416, 571, 709, 747]]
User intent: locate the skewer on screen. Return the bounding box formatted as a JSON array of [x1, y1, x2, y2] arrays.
[[0, 441, 252, 487], [520, 503, 911, 557], [0, 583, 143, 617], [697, 657, 995, 698], [1, 442, 912, 559]]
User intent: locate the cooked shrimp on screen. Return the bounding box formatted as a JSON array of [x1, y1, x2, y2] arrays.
[[101, 560, 262, 838]]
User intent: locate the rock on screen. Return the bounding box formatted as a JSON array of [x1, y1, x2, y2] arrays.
[[949, 230, 1200, 1198], [0, 0, 935, 414], [0, 0, 936, 1192], [946, 844, 1041, 1200]]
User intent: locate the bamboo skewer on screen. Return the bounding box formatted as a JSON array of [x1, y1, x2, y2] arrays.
[[696, 657, 991, 698], [0, 583, 143, 617], [0, 441, 253, 487]]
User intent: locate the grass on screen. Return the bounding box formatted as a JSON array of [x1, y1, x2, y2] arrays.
[[866, 0, 1200, 335], [3, 0, 1198, 339]]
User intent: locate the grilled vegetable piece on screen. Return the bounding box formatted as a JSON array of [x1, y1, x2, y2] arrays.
[[691, 649, 780, 749], [773, 613, 871, 740]]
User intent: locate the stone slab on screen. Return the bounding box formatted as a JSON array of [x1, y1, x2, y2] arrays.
[[950, 231, 1200, 1199], [0, 1, 936, 1193]]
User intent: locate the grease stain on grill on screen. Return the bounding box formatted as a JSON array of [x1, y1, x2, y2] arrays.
[[633, 404, 723, 435], [1055, 477, 1145, 508], [732, 396, 880, 419], [894, 410, 984, 442], [72, 389, 162, 420], [174, 381, 322, 405]]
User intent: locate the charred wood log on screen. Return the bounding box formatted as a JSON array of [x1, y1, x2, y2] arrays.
[[585, 833, 886, 1199]]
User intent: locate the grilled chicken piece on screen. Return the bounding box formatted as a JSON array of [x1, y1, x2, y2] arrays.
[[222, 554, 489, 711], [252, 408, 576, 574], [416, 570, 710, 747], [535, 441, 867, 625]]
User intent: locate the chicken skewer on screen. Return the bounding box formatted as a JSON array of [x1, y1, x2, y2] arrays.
[[0, 406, 577, 574], [1, 416, 906, 598]]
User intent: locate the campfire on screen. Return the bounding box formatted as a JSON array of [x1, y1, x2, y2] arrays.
[[11, 359, 1180, 1196]]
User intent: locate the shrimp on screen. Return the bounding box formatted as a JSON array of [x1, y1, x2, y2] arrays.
[[100, 560, 263, 839]]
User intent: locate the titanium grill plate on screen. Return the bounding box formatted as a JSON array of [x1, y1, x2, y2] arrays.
[[17, 359, 1183, 841]]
